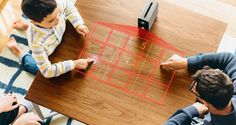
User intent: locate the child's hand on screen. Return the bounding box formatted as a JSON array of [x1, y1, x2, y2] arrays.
[[0, 93, 19, 113], [74, 58, 93, 70], [76, 24, 89, 36]]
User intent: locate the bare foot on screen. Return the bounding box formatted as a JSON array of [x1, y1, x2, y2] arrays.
[[12, 20, 29, 31], [7, 37, 22, 57]]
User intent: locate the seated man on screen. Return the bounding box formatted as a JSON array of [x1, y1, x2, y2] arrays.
[[161, 53, 236, 125], [0, 93, 42, 125]]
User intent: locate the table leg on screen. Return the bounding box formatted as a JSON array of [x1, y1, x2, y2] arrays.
[[32, 103, 59, 120]]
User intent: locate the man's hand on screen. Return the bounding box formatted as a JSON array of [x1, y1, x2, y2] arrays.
[[74, 58, 93, 70], [160, 54, 187, 70], [13, 112, 42, 125], [192, 102, 208, 116], [76, 24, 89, 36], [0, 93, 19, 113]]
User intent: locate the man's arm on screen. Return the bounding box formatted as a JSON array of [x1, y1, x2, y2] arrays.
[[165, 105, 199, 125], [162, 52, 236, 125], [161, 53, 236, 79], [187, 53, 236, 77], [165, 102, 208, 125], [162, 52, 236, 95]]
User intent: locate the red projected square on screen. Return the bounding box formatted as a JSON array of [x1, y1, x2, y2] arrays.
[[109, 30, 126, 47], [128, 76, 148, 94], [146, 82, 167, 101], [110, 69, 131, 87], [100, 46, 119, 63], [117, 52, 140, 71], [91, 62, 112, 80], [77, 22, 184, 105]]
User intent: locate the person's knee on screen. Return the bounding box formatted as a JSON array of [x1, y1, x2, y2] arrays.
[[21, 54, 39, 75]]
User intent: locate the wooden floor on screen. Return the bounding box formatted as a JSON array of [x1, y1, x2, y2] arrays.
[[0, 0, 22, 52], [219, 0, 236, 7]]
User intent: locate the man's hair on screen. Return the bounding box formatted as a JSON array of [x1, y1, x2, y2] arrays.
[[21, 0, 57, 22], [193, 66, 233, 109]]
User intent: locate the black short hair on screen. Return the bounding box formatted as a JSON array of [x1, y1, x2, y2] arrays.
[[193, 66, 233, 109], [21, 0, 57, 22]]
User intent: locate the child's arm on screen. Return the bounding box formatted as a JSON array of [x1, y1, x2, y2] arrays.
[[30, 42, 75, 78], [61, 0, 84, 28], [29, 42, 92, 78], [60, 0, 89, 36]]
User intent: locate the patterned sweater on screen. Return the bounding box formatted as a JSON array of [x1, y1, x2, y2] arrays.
[[26, 0, 84, 78]]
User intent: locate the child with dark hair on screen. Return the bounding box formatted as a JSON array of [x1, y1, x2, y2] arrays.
[[13, 0, 92, 78]]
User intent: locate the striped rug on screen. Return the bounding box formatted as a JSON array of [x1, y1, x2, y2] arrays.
[[0, 30, 85, 125]]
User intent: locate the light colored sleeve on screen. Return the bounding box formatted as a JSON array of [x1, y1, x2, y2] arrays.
[[61, 0, 84, 28], [28, 33, 75, 78]]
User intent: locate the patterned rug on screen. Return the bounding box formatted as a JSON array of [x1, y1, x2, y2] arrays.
[[0, 29, 84, 125]]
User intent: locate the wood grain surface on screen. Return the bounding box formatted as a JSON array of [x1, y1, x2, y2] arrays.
[[26, 0, 227, 124]]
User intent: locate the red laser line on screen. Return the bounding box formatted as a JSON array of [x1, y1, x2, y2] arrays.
[[160, 71, 176, 104], [140, 42, 165, 96], [75, 69, 162, 105], [92, 30, 114, 77], [78, 22, 98, 58], [76, 22, 185, 105], [150, 48, 165, 79], [138, 74, 169, 88], [107, 35, 130, 80], [122, 52, 147, 89], [96, 22, 185, 54], [93, 37, 159, 64], [76, 66, 166, 105], [100, 60, 135, 73]]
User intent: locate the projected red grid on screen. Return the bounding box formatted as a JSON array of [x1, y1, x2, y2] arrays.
[[76, 22, 184, 105]]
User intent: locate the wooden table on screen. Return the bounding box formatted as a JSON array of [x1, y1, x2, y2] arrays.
[[25, 0, 227, 124]]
